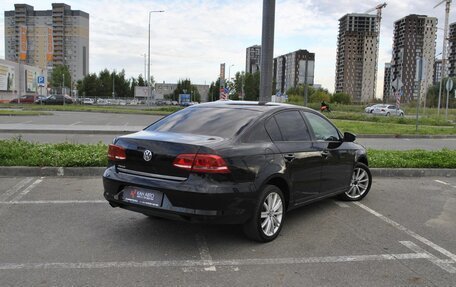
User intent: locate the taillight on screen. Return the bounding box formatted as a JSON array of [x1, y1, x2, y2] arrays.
[[173, 154, 230, 174], [108, 144, 126, 161], [173, 154, 195, 170]]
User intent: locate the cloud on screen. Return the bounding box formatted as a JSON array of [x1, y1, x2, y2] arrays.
[[0, 0, 455, 97]]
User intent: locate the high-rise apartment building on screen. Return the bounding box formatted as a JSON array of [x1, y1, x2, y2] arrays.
[[383, 63, 392, 100], [273, 49, 314, 94], [4, 3, 89, 82], [434, 59, 443, 85], [245, 45, 261, 74], [335, 14, 378, 103], [448, 22, 456, 77], [390, 14, 436, 102]]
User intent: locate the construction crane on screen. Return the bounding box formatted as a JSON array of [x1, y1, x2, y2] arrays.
[[434, 0, 452, 115], [365, 2, 387, 101]]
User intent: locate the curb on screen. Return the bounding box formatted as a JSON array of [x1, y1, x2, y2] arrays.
[[357, 134, 456, 139], [0, 167, 455, 177], [0, 129, 132, 135]]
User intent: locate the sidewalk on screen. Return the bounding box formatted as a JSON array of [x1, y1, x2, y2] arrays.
[[1, 123, 455, 138]]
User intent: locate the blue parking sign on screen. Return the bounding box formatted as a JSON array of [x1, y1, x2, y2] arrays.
[[37, 76, 45, 87]]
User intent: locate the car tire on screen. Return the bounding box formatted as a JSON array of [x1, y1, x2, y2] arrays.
[[243, 185, 285, 242], [386, 112, 390, 116], [400, 113, 404, 117], [339, 162, 372, 201]]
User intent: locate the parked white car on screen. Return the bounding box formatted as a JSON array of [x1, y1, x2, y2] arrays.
[[82, 98, 95, 105], [372, 105, 405, 116], [364, 104, 383, 113]]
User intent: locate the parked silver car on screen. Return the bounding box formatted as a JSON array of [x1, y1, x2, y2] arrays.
[[364, 104, 383, 113], [372, 105, 404, 116]]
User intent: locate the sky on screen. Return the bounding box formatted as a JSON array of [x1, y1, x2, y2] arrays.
[[1, 0, 456, 98]]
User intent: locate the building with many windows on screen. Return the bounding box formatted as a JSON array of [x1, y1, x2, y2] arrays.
[[335, 13, 378, 103], [4, 3, 89, 83], [390, 14, 436, 103], [383, 63, 392, 100], [245, 45, 261, 74], [448, 22, 456, 78], [273, 49, 315, 94], [434, 59, 443, 85]]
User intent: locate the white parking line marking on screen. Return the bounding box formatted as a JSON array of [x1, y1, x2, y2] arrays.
[[20, 120, 33, 124], [354, 202, 456, 262], [9, 178, 43, 202], [0, 252, 429, 271], [435, 180, 456, 190], [0, 200, 105, 205], [70, 121, 82, 126], [435, 180, 450, 186], [401, 241, 456, 273], [0, 177, 33, 201], [194, 233, 216, 272], [334, 201, 350, 208]]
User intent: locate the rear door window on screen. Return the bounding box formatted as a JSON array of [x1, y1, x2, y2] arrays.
[[265, 117, 283, 141], [273, 111, 311, 141]]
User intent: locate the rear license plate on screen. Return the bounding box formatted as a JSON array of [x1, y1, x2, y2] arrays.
[[121, 186, 163, 207]]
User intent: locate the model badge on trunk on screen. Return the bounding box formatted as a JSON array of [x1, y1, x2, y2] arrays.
[[143, 150, 153, 161]]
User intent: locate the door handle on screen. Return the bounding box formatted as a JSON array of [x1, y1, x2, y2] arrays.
[[321, 151, 329, 158], [284, 153, 295, 162]]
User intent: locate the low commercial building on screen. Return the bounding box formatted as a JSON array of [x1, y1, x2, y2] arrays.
[[0, 58, 47, 102], [154, 82, 210, 102]]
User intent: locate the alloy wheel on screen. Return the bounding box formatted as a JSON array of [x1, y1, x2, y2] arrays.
[[345, 167, 370, 200], [260, 192, 283, 237]]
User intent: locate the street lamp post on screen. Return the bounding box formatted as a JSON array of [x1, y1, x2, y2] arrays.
[[148, 10, 164, 105], [228, 64, 235, 82]]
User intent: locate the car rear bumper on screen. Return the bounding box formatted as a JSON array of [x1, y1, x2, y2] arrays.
[[102, 166, 257, 224]]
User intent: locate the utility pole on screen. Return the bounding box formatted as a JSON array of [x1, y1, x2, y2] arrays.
[[259, 0, 275, 103], [304, 60, 309, 106], [62, 73, 65, 105], [112, 72, 115, 99], [435, 0, 451, 115], [148, 10, 164, 105]]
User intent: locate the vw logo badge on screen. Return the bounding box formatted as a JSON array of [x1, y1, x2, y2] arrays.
[[143, 150, 153, 161]]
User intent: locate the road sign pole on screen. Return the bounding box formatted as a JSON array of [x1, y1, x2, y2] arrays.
[[445, 78, 453, 121], [446, 88, 450, 121], [415, 57, 423, 132]]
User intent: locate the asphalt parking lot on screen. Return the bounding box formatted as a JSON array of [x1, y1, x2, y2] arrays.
[[0, 176, 455, 286]]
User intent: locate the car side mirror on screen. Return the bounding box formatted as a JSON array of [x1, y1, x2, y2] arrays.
[[343, 132, 356, 142]]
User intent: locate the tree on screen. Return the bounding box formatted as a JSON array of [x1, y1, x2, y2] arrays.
[[171, 79, 201, 102], [331, 92, 352, 104], [207, 79, 220, 102], [243, 71, 260, 101], [77, 73, 99, 98], [50, 65, 71, 91], [137, 75, 145, 86]]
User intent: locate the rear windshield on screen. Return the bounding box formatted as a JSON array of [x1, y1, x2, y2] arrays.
[[145, 107, 261, 138]]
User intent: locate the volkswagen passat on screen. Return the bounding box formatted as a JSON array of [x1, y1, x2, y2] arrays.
[[103, 101, 372, 242]]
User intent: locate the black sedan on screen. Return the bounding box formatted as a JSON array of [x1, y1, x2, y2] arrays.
[[103, 101, 372, 242], [38, 95, 73, 105]]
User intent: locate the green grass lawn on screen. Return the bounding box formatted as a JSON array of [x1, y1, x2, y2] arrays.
[[0, 139, 454, 168], [334, 120, 456, 135], [0, 110, 52, 116], [0, 104, 182, 115]]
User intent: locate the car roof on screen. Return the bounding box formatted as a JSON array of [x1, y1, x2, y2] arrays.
[[188, 100, 313, 113]]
